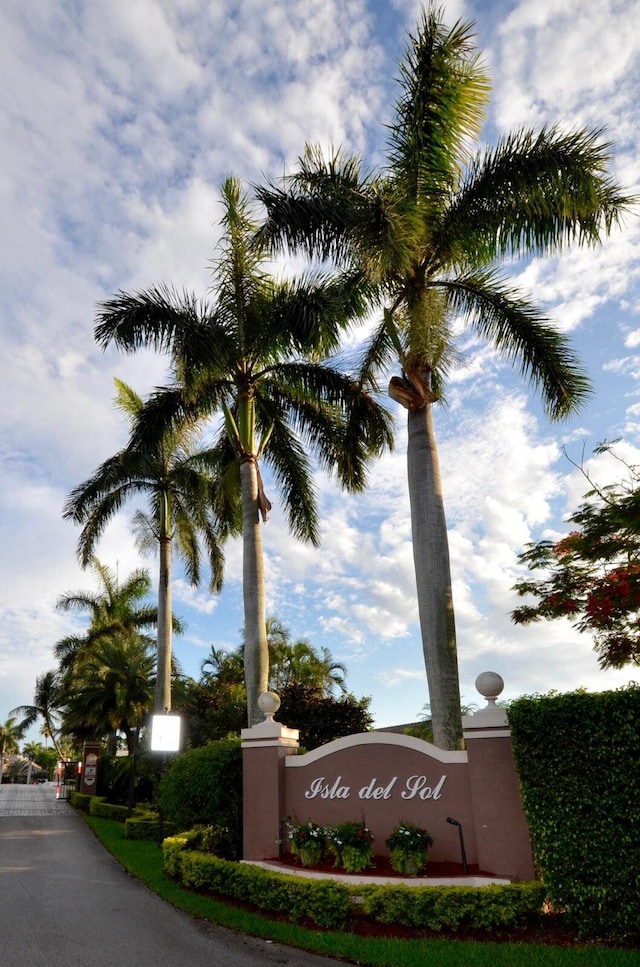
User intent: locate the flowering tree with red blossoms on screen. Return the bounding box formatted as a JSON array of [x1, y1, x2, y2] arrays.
[[512, 443, 640, 669]]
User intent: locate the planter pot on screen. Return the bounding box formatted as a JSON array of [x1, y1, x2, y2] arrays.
[[298, 843, 323, 867], [341, 845, 373, 873], [390, 849, 428, 876]]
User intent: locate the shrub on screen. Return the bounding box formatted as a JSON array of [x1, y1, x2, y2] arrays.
[[68, 791, 94, 813], [164, 848, 351, 929], [358, 882, 546, 931], [509, 685, 640, 942], [89, 798, 129, 821], [157, 738, 242, 857]]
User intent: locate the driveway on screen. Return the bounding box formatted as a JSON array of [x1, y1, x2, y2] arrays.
[[0, 783, 344, 967]]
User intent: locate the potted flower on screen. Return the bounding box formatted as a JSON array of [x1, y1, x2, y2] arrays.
[[328, 820, 374, 872], [385, 821, 434, 875], [287, 819, 324, 866]]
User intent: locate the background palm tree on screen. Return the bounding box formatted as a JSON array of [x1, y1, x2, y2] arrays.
[[10, 670, 63, 758], [54, 558, 163, 673], [93, 175, 392, 726], [266, 617, 347, 696], [62, 633, 155, 755], [0, 716, 25, 782], [256, 4, 632, 747], [64, 380, 227, 712]]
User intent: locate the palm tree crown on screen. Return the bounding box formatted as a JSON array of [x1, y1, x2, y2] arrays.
[[91, 175, 393, 726], [256, 3, 633, 747]]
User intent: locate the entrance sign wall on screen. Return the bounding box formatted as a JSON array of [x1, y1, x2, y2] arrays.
[[242, 674, 535, 880]]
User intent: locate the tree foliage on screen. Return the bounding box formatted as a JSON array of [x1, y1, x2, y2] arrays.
[[512, 443, 640, 668], [257, 3, 632, 748]]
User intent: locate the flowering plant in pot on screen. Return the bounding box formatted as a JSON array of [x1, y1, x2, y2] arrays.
[[385, 821, 434, 875], [328, 820, 374, 872], [287, 819, 324, 866]]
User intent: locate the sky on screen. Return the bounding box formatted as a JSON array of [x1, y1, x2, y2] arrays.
[[2, 0, 640, 744]]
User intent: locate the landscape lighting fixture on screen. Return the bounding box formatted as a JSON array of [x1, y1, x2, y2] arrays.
[[446, 816, 468, 874]]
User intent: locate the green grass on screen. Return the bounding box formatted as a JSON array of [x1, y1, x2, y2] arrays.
[[82, 815, 637, 967]]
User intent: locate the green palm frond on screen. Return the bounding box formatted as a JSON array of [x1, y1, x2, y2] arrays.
[[440, 269, 591, 418], [389, 5, 490, 199], [443, 125, 635, 265]]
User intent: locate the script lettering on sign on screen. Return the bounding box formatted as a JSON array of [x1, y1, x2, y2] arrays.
[[302, 774, 447, 801]]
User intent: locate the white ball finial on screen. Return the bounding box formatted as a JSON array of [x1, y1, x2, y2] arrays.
[[475, 671, 504, 707], [258, 691, 281, 721]]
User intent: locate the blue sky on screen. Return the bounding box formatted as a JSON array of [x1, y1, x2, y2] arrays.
[[2, 0, 640, 741]]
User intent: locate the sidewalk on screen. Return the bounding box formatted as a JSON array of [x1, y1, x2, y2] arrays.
[[0, 783, 340, 967]]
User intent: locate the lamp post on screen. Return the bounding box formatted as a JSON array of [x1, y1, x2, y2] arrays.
[[446, 816, 468, 873], [150, 712, 181, 847]]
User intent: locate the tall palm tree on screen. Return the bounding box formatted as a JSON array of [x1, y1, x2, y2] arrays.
[[256, 4, 632, 748], [93, 175, 393, 726], [10, 671, 64, 758], [0, 716, 25, 782], [64, 381, 227, 712]]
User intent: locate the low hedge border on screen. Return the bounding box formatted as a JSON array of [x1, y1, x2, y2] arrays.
[[162, 834, 545, 933], [358, 881, 546, 931], [68, 791, 94, 812], [125, 813, 176, 841]]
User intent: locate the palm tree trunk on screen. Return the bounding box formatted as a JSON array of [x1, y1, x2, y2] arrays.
[[240, 455, 269, 727], [155, 534, 172, 712], [407, 404, 463, 750]]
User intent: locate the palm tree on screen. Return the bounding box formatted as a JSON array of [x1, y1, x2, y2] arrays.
[[256, 4, 632, 747], [93, 175, 392, 726], [0, 716, 25, 782], [10, 671, 64, 758], [266, 618, 347, 696], [54, 558, 163, 674], [62, 633, 155, 754], [64, 380, 227, 712]]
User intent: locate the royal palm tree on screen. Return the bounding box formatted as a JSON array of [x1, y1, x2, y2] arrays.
[[93, 175, 392, 726], [64, 381, 227, 712], [256, 4, 632, 747], [10, 671, 64, 758]]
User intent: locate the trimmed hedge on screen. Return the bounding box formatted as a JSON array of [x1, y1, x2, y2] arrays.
[[162, 835, 545, 933], [68, 791, 94, 813], [509, 685, 640, 942], [158, 739, 242, 857], [124, 813, 176, 841], [163, 841, 351, 929], [358, 882, 546, 931], [89, 798, 130, 821]]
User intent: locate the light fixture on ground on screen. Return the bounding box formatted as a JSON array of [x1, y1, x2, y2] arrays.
[[446, 816, 468, 873]]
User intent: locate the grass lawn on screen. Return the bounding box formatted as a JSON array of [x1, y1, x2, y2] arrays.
[[83, 814, 637, 967]]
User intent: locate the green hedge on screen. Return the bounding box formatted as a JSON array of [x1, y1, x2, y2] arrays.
[[68, 791, 94, 812], [124, 813, 176, 841], [163, 842, 351, 929], [508, 685, 640, 942], [158, 739, 242, 858], [162, 835, 545, 933], [89, 798, 130, 822], [358, 882, 546, 931]]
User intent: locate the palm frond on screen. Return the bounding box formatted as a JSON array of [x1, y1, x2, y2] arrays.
[[443, 125, 635, 264], [440, 270, 591, 419]]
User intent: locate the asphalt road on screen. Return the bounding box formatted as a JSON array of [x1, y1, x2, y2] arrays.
[[0, 783, 343, 967]]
